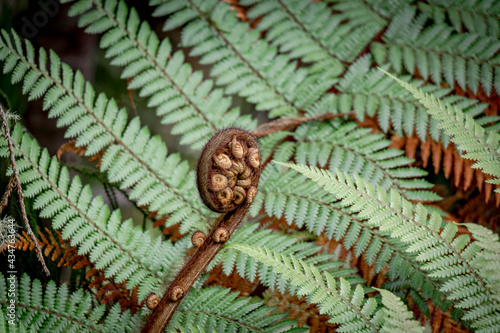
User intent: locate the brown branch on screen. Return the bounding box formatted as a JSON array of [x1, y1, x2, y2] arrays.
[[0, 175, 15, 215], [252, 112, 354, 137], [0, 104, 50, 276], [142, 129, 261, 332]]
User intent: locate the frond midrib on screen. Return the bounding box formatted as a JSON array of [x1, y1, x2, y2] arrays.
[[1, 37, 207, 218]]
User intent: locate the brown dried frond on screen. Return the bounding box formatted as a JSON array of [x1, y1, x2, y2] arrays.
[[56, 139, 105, 166], [390, 135, 500, 206]]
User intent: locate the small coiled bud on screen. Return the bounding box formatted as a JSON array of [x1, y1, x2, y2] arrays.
[[231, 136, 244, 159], [217, 187, 233, 205], [214, 153, 232, 169], [247, 186, 257, 203], [191, 231, 206, 247], [214, 227, 229, 243], [210, 174, 228, 192], [233, 186, 246, 205], [248, 148, 260, 168], [237, 178, 252, 187], [169, 285, 185, 301], [146, 293, 160, 310]]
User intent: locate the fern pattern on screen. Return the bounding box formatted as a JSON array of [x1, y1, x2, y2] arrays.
[[282, 162, 500, 332], [63, 0, 256, 150], [0, 125, 187, 301], [1, 0, 500, 331], [372, 6, 500, 95], [151, 0, 336, 118], [0, 29, 213, 233], [0, 272, 140, 332]]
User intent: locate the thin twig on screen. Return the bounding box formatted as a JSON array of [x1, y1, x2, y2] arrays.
[[0, 175, 15, 215], [0, 104, 50, 276]]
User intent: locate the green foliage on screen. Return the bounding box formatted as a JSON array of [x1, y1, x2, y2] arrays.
[[374, 288, 424, 333], [231, 243, 423, 333], [0, 125, 187, 302], [1, 0, 500, 331], [0, 272, 140, 332], [279, 161, 500, 332], [241, 0, 385, 72], [61, 0, 256, 150], [150, 0, 336, 118], [382, 69, 500, 192], [371, 5, 500, 95], [0, 28, 212, 233], [328, 55, 488, 144], [168, 285, 305, 332], [210, 222, 362, 294], [462, 223, 500, 305]]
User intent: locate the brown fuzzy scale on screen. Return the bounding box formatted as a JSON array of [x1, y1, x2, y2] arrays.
[[191, 231, 206, 247]]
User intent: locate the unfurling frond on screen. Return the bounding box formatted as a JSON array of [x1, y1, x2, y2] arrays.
[[0, 125, 187, 301]]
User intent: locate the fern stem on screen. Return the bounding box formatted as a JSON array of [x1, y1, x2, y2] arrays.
[[0, 105, 50, 276], [142, 205, 251, 332], [143, 129, 261, 332], [91, 0, 218, 132]]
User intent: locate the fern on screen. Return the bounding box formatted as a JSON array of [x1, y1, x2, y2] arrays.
[[209, 222, 363, 295], [0, 272, 140, 332], [241, 0, 385, 72], [0, 29, 212, 232], [324, 55, 489, 144], [371, 6, 500, 95], [280, 162, 500, 331], [61, 0, 256, 150], [461, 223, 500, 305], [418, 0, 500, 38], [250, 164, 449, 316], [374, 288, 424, 333], [150, 0, 336, 118], [382, 69, 500, 193], [273, 119, 439, 201], [168, 285, 305, 332], [0, 125, 187, 301], [231, 243, 424, 333]]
